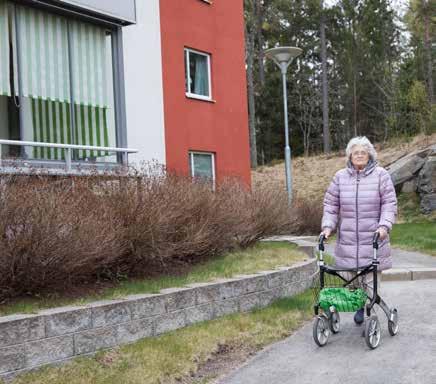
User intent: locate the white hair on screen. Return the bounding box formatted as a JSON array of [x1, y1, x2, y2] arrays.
[[345, 136, 377, 161]]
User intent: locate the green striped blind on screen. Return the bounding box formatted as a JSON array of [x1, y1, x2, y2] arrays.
[[30, 99, 110, 160], [16, 5, 109, 107], [0, 0, 10, 96], [16, 5, 70, 103], [14, 5, 112, 161], [70, 19, 108, 108]]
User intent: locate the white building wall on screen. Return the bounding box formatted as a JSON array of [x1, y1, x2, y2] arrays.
[[122, 0, 166, 166]]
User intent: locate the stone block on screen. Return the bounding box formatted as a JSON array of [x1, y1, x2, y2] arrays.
[[239, 293, 260, 312], [266, 270, 287, 288], [0, 314, 45, 348], [25, 335, 74, 367], [91, 300, 131, 327], [216, 278, 245, 300], [116, 318, 154, 344], [42, 307, 92, 337], [192, 282, 222, 304], [185, 303, 214, 325], [160, 287, 196, 312], [382, 269, 412, 281], [154, 310, 186, 335], [257, 290, 275, 307], [0, 344, 26, 374], [233, 274, 268, 294], [128, 294, 166, 320], [213, 298, 239, 317], [74, 326, 118, 355], [412, 268, 436, 281]]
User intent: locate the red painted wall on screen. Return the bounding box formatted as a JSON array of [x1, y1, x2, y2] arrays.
[[159, 0, 251, 186]]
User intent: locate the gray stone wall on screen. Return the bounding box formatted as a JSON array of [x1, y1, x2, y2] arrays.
[[0, 259, 317, 379]]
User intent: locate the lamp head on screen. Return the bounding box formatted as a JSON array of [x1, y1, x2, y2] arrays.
[[264, 46, 303, 71]]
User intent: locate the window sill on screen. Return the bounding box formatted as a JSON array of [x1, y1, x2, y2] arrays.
[[185, 93, 216, 103]]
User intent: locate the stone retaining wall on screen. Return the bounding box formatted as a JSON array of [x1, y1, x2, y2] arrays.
[[0, 258, 316, 379]]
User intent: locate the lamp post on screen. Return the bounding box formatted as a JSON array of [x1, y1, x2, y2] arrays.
[[264, 46, 302, 204]]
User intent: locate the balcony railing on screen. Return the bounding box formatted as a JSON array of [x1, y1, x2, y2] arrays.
[[0, 139, 138, 173]]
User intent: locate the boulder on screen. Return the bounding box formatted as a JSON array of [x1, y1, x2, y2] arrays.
[[387, 147, 433, 187], [417, 154, 436, 213], [420, 194, 436, 213], [387, 145, 436, 213], [401, 179, 417, 193]]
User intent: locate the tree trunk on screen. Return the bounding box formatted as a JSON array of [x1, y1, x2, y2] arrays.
[[255, 0, 265, 87], [320, 10, 331, 152], [424, 13, 433, 105], [353, 73, 357, 136], [245, 21, 258, 168]]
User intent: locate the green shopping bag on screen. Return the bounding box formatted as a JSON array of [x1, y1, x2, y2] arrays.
[[319, 287, 367, 312]]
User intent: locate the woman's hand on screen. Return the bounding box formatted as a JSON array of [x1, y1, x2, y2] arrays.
[[376, 226, 388, 240], [321, 227, 332, 242]]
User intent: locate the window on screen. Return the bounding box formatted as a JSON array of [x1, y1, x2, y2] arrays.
[[184, 48, 211, 100], [189, 151, 215, 186], [0, 1, 118, 163]]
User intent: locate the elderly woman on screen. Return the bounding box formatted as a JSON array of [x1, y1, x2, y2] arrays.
[[321, 136, 397, 325]]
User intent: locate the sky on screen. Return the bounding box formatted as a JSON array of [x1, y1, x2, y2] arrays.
[[324, 0, 409, 17]]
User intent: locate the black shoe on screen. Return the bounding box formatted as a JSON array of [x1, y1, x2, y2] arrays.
[[354, 308, 364, 325]]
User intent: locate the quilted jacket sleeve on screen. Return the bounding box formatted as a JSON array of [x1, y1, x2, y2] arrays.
[[321, 172, 340, 231], [378, 169, 398, 231]]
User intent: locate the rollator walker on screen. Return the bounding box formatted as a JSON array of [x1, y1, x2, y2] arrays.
[[312, 232, 399, 349]]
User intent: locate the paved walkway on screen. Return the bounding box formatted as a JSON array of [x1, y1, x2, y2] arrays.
[[218, 279, 436, 384], [266, 236, 436, 280]]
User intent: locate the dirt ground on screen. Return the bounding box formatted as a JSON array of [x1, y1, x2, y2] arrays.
[[252, 134, 436, 201]]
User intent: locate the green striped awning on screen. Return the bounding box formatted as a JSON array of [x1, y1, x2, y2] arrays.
[[0, 0, 10, 96]]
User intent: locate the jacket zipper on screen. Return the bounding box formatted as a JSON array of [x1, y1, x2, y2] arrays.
[[356, 172, 360, 269]]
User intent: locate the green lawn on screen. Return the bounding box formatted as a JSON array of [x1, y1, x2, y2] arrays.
[[6, 291, 313, 384], [390, 222, 436, 256], [0, 241, 308, 317], [391, 192, 436, 256]]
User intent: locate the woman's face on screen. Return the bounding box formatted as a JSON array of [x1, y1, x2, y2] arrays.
[[350, 145, 370, 169]]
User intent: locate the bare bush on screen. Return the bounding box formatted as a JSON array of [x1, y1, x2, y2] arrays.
[[0, 175, 125, 300], [0, 168, 322, 302], [288, 197, 324, 235], [110, 174, 239, 271]]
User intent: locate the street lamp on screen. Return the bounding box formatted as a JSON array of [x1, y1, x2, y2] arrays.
[[264, 46, 302, 204]]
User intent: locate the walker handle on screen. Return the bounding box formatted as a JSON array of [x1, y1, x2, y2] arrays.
[[372, 232, 380, 250], [319, 233, 326, 252]]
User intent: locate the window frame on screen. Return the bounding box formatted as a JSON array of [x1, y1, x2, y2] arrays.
[[184, 48, 212, 101], [1, 4, 127, 166], [189, 151, 216, 188]]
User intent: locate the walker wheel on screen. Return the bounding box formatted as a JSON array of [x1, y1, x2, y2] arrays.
[[388, 308, 399, 336], [329, 310, 340, 334], [365, 315, 381, 349], [313, 315, 330, 347]]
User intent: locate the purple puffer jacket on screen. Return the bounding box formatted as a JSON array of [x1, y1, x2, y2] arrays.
[[321, 160, 397, 270]]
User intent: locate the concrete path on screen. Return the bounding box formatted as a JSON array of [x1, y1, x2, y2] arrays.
[[323, 241, 436, 281], [266, 236, 436, 281], [218, 279, 436, 384]]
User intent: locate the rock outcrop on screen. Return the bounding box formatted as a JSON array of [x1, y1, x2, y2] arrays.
[[386, 145, 436, 213]]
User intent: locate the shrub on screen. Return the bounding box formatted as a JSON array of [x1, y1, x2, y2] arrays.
[[289, 197, 324, 235], [0, 175, 125, 300], [0, 169, 314, 302]]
